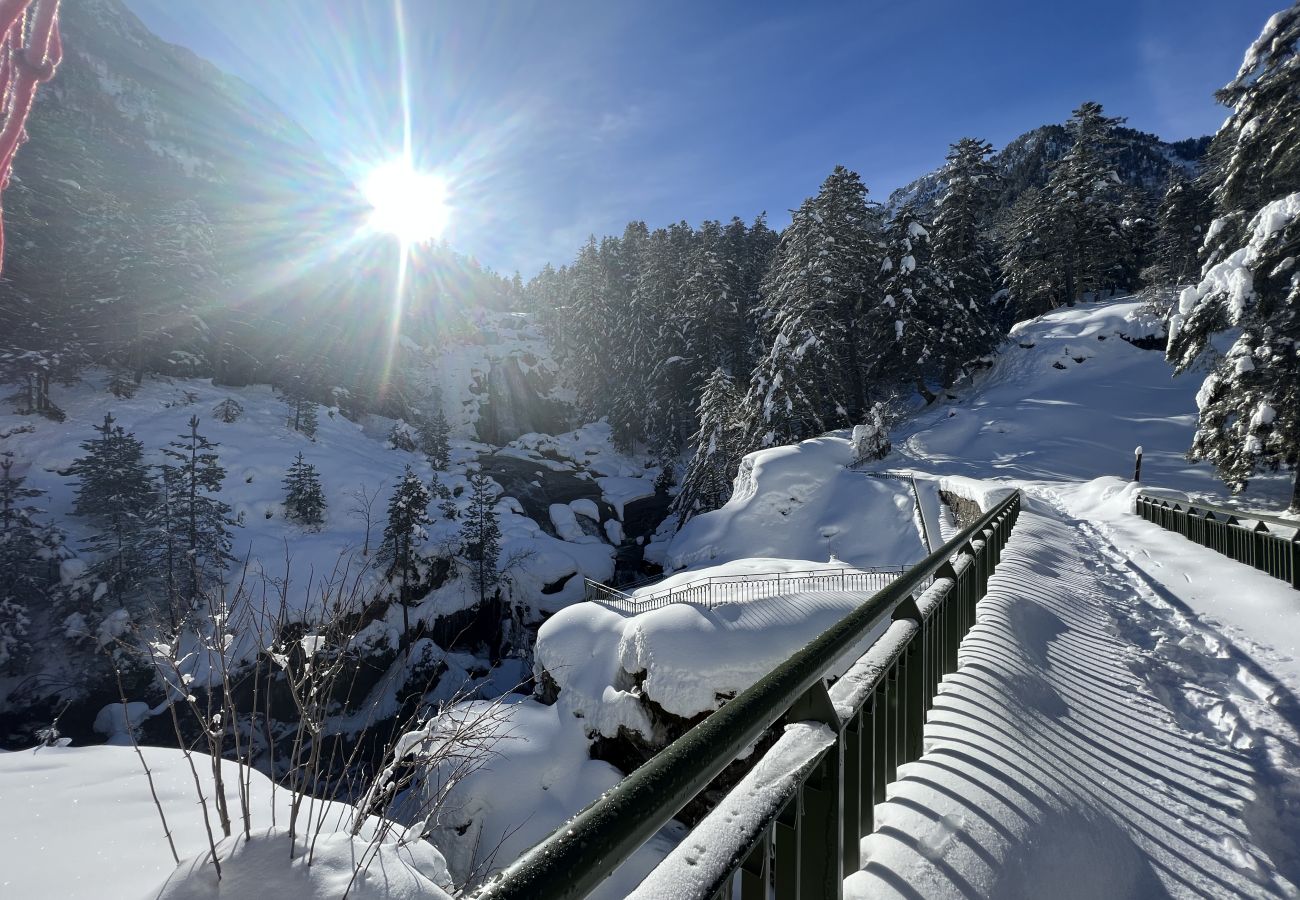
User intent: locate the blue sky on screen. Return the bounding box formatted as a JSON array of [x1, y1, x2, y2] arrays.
[[126, 0, 1281, 277]]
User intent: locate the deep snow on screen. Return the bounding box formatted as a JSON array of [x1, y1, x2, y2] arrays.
[[0, 744, 454, 899]]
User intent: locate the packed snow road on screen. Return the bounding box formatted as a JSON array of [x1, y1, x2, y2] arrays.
[[849, 493, 1300, 898]]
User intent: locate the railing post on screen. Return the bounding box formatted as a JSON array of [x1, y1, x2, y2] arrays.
[[1291, 537, 1299, 590]]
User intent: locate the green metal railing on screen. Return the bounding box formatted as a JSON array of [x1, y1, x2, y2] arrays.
[[469, 489, 1022, 900], [1134, 492, 1299, 589]]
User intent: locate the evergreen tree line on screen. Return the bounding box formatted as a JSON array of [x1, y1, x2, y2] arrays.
[[530, 102, 1203, 525]]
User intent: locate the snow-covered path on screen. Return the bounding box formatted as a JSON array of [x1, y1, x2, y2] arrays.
[[848, 496, 1300, 899]]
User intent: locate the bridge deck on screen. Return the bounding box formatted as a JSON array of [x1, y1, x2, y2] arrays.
[[849, 496, 1300, 898]]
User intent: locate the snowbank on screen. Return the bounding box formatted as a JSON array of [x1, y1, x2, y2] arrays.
[[660, 434, 928, 572], [420, 697, 682, 897], [0, 744, 453, 899]]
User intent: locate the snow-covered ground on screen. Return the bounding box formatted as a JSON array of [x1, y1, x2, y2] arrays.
[[0, 744, 454, 899]]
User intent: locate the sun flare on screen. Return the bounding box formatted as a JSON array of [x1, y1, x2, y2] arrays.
[[360, 159, 450, 245]]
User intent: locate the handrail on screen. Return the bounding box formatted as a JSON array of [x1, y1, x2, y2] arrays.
[[469, 488, 1021, 900], [1134, 492, 1298, 589], [583, 565, 908, 612]]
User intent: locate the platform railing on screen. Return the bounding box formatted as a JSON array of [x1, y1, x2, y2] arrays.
[[469, 489, 1022, 900], [584, 565, 909, 612], [1134, 492, 1299, 589]]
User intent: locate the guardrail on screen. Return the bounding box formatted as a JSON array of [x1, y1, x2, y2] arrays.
[[1134, 492, 1299, 589], [470, 489, 1022, 900], [584, 566, 908, 612]]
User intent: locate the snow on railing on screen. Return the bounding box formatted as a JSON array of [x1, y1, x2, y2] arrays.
[[585, 566, 909, 612]]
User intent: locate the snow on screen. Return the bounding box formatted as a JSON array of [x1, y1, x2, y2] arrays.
[[0, 744, 453, 899], [511, 421, 661, 518], [537, 563, 898, 732], [418, 697, 682, 898], [656, 435, 927, 573]]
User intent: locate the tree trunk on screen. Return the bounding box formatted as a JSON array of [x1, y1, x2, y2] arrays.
[[915, 378, 937, 405], [1290, 468, 1300, 514]]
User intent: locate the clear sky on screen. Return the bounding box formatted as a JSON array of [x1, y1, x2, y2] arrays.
[[125, 0, 1282, 277]]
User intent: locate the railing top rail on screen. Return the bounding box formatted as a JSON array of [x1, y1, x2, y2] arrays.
[[471, 489, 1021, 900], [1137, 491, 1299, 533]]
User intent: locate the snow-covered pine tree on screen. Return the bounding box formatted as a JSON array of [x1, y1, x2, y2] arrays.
[[387, 419, 419, 452], [429, 472, 458, 520], [743, 166, 881, 446], [873, 205, 989, 399], [282, 374, 319, 439], [1045, 101, 1131, 303], [418, 408, 451, 469], [0, 458, 67, 670], [680, 221, 741, 383], [673, 368, 744, 526], [1144, 175, 1211, 289], [283, 453, 326, 530], [1203, 3, 1300, 232], [158, 416, 237, 610], [379, 465, 432, 643], [460, 473, 502, 607], [1000, 186, 1066, 319], [69, 414, 156, 604], [1168, 6, 1300, 510], [212, 397, 244, 424], [932, 138, 1000, 312], [641, 222, 696, 456]]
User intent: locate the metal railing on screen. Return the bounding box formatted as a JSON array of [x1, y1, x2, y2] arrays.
[[470, 489, 1022, 900], [1134, 492, 1299, 589], [584, 566, 909, 612]]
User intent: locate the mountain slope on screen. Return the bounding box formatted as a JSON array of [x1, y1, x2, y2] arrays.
[[885, 123, 1209, 217]]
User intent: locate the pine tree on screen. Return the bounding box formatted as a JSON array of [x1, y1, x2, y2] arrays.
[[212, 398, 244, 424], [0, 459, 66, 670], [999, 187, 1063, 319], [379, 466, 432, 644], [69, 414, 155, 604], [1204, 4, 1300, 229], [743, 166, 883, 447], [1168, 7, 1300, 510], [418, 409, 452, 469], [1002, 103, 1131, 313], [874, 206, 999, 397], [157, 416, 237, 610], [429, 472, 458, 520], [933, 138, 1000, 310], [283, 453, 326, 530], [674, 369, 744, 527], [282, 381, 318, 439], [460, 473, 501, 607], [1046, 101, 1131, 302]]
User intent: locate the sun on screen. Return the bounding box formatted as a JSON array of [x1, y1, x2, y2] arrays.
[[360, 158, 450, 245]]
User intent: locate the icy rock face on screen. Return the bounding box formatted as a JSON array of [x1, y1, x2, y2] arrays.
[[477, 353, 572, 444]]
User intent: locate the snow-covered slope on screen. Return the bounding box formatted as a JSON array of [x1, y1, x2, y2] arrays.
[[0, 744, 453, 899]]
